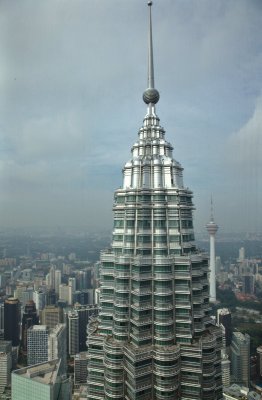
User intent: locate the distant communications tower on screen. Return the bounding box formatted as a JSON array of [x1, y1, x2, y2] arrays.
[[206, 198, 219, 302]]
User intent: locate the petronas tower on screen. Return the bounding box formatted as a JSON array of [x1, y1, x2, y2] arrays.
[[87, 3, 223, 400]]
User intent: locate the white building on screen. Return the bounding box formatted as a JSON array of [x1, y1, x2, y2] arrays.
[[27, 325, 49, 366], [48, 324, 67, 375], [0, 341, 12, 394]]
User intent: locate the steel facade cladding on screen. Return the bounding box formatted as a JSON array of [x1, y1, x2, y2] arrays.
[[86, 3, 223, 400]]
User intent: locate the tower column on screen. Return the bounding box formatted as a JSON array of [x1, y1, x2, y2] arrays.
[[209, 233, 216, 302], [206, 200, 218, 303]]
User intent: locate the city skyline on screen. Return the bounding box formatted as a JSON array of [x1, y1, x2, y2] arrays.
[[1, 0, 262, 232]]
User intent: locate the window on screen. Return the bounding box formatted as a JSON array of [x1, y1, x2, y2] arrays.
[[169, 220, 179, 228], [167, 195, 178, 202], [126, 220, 135, 228], [169, 235, 180, 242], [126, 195, 136, 202], [154, 235, 167, 243], [138, 220, 151, 229], [113, 235, 123, 241], [154, 220, 166, 228], [114, 220, 124, 228], [137, 235, 151, 243], [154, 194, 165, 202], [125, 235, 134, 242], [116, 196, 125, 204]]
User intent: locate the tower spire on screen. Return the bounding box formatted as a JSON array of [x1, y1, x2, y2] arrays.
[[148, 0, 154, 89], [143, 1, 160, 105], [210, 195, 214, 222]]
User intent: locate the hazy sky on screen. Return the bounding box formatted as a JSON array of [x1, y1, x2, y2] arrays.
[[1, 0, 262, 233]]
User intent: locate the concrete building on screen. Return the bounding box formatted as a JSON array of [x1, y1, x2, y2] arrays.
[[86, 3, 223, 400], [67, 311, 79, 356], [0, 341, 12, 394], [231, 332, 250, 387], [223, 384, 261, 400], [48, 324, 67, 375], [27, 324, 67, 373], [27, 325, 49, 366], [257, 346, 262, 378], [54, 270, 61, 295], [74, 353, 87, 386], [33, 290, 46, 312], [41, 305, 63, 328], [11, 359, 72, 400]]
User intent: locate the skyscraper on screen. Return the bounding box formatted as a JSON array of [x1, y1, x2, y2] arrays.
[[4, 298, 20, 347], [48, 324, 67, 375], [21, 300, 39, 351], [27, 324, 67, 373], [217, 308, 232, 348], [86, 3, 222, 400], [74, 303, 98, 351], [206, 198, 219, 303], [67, 311, 79, 356], [0, 341, 12, 394], [41, 305, 63, 329], [231, 331, 250, 387], [27, 325, 49, 366]]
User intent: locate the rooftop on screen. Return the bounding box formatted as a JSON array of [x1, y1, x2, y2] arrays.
[[13, 359, 61, 386]]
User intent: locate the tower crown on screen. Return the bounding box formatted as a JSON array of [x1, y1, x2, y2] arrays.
[[206, 196, 218, 235]]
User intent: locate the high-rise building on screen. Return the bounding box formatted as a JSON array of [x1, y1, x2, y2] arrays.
[[74, 352, 88, 386], [27, 324, 67, 373], [21, 300, 39, 351], [74, 304, 98, 351], [11, 359, 72, 400], [4, 298, 20, 347], [27, 325, 49, 366], [48, 324, 67, 375], [242, 274, 255, 295], [238, 247, 245, 262], [86, 3, 222, 400], [54, 270, 61, 295], [206, 199, 219, 303], [231, 332, 250, 387], [256, 346, 262, 378], [0, 303, 4, 338], [67, 311, 79, 356], [217, 308, 232, 348], [0, 341, 12, 394], [41, 305, 63, 328], [33, 290, 46, 312]]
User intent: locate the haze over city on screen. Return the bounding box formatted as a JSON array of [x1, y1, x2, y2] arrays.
[[1, 0, 262, 233]]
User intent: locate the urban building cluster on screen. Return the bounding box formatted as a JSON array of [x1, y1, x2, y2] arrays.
[[0, 253, 99, 399], [215, 246, 262, 301]]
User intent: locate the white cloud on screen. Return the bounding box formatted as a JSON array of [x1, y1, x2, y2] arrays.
[[228, 96, 262, 168]]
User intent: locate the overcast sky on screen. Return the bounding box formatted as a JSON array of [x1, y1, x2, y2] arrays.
[[1, 0, 262, 234]]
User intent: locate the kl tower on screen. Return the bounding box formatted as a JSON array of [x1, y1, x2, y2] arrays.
[[206, 198, 218, 303]]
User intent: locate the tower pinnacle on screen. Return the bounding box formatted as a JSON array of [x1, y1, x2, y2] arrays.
[[143, 1, 160, 105]]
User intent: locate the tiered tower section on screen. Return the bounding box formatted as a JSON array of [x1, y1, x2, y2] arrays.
[[86, 3, 223, 400]]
